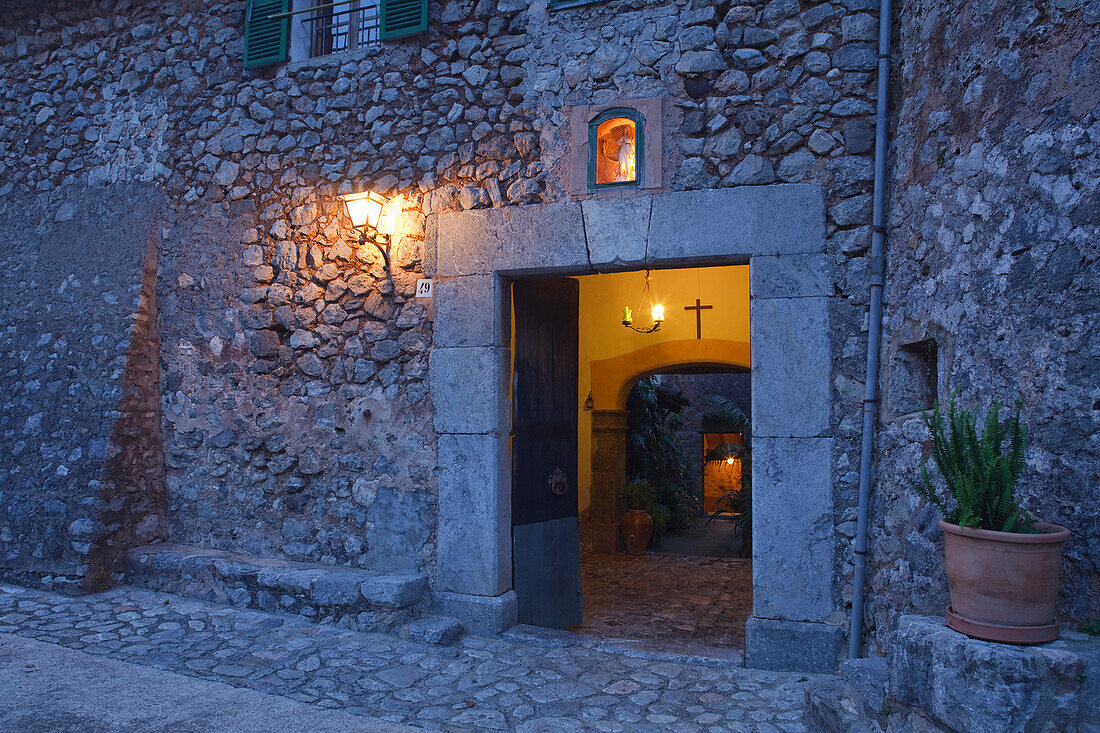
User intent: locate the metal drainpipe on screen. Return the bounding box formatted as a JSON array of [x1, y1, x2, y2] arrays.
[[848, 0, 895, 660]]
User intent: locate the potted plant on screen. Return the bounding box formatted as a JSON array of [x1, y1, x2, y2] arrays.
[[916, 393, 1069, 644], [621, 480, 668, 555]]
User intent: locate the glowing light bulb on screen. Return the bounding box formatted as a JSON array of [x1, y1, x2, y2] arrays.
[[726, 457, 735, 465], [651, 304, 665, 323]]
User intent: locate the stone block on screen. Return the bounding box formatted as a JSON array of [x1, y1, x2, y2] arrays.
[[749, 253, 832, 299], [407, 615, 463, 645], [256, 568, 323, 595], [432, 275, 506, 348], [311, 571, 365, 606], [433, 590, 518, 637], [435, 203, 588, 276], [889, 615, 1090, 733], [581, 198, 651, 269], [841, 656, 888, 714], [751, 437, 834, 621], [435, 434, 511, 596], [751, 296, 830, 438], [745, 616, 843, 673], [647, 185, 825, 262], [359, 573, 427, 609], [428, 347, 508, 434]]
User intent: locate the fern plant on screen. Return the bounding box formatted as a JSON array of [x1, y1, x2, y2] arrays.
[[916, 393, 1036, 533]]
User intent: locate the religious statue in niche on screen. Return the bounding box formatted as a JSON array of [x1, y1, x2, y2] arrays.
[[597, 118, 636, 184], [589, 109, 644, 188]]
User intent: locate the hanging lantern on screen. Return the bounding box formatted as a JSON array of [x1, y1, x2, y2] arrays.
[[622, 270, 664, 334]]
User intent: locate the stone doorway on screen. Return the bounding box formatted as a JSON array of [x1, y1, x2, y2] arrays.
[[429, 186, 843, 672]]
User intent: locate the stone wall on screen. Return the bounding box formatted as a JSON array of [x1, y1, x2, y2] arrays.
[[0, 0, 879, 615], [0, 184, 164, 592], [867, 0, 1100, 645]]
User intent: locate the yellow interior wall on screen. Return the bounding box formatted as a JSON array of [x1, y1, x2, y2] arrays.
[[575, 265, 750, 512]]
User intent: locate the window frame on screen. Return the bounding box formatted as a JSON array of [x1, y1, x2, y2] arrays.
[[587, 107, 646, 192]]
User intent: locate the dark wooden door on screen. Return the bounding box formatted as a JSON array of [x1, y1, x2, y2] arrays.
[[512, 278, 582, 630]]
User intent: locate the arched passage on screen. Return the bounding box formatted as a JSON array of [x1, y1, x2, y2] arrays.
[[583, 338, 750, 554]]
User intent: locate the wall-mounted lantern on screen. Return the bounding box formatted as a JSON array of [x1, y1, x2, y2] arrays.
[[342, 190, 393, 273]]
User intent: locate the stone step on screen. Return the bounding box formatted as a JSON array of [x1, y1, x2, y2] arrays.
[[124, 543, 428, 633]]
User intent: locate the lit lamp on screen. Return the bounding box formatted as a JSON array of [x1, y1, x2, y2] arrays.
[[341, 190, 392, 273], [622, 270, 664, 334]]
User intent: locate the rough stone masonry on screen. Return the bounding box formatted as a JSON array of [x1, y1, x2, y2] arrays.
[[0, 0, 1095, 657]]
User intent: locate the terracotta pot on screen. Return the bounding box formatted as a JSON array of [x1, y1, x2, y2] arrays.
[[940, 519, 1069, 644], [620, 510, 653, 556]]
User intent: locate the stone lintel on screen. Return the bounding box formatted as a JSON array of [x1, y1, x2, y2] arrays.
[[751, 437, 834, 622], [428, 346, 508, 435], [433, 590, 518, 637], [435, 433, 511, 596], [647, 185, 826, 261], [433, 185, 826, 278], [581, 198, 651, 268], [435, 203, 588, 276], [745, 616, 843, 674], [751, 296, 830, 438]]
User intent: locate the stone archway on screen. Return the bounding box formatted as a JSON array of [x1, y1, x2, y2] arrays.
[[584, 338, 750, 554], [428, 185, 843, 673]]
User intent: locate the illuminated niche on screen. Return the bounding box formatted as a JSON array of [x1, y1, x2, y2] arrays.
[[588, 108, 644, 190]]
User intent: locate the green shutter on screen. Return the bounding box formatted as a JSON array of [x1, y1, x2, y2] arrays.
[[244, 0, 290, 69], [380, 0, 428, 40]]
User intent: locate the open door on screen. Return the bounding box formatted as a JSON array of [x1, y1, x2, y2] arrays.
[[511, 278, 582, 629]]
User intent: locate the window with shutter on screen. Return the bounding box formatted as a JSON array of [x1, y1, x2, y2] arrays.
[[380, 0, 428, 40], [244, 0, 290, 68]]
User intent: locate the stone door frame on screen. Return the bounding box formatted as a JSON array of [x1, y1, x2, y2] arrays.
[[427, 185, 842, 672]]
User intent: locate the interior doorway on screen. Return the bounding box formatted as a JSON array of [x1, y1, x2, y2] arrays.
[[510, 265, 753, 653]]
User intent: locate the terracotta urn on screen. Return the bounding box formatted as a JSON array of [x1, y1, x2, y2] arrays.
[[940, 519, 1069, 644], [620, 510, 653, 555]]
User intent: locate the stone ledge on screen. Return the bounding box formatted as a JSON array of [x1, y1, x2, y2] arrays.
[[125, 543, 428, 632], [808, 616, 1100, 733], [889, 614, 1098, 733]]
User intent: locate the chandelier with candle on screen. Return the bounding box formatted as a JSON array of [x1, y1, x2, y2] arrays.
[[621, 270, 665, 334]]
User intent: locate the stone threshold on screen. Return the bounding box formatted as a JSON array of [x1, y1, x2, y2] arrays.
[[503, 624, 748, 669], [124, 543, 431, 635]]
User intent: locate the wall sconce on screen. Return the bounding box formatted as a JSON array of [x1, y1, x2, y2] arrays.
[[342, 190, 392, 273], [622, 270, 664, 334]]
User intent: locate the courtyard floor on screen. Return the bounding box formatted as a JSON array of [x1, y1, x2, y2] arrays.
[[0, 582, 814, 732], [578, 551, 752, 653]]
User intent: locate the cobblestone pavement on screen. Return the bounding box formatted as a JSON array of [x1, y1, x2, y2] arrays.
[[0, 583, 815, 732], [578, 552, 752, 651]]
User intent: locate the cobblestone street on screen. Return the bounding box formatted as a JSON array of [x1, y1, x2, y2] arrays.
[[0, 583, 814, 732]]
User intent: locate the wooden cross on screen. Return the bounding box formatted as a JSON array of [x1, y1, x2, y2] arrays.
[[684, 298, 713, 340]]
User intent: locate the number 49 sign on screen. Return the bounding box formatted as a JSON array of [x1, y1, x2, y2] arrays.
[[415, 279, 434, 299]]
